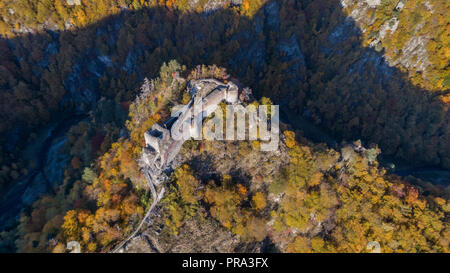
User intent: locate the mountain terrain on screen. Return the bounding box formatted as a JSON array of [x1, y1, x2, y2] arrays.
[[0, 0, 448, 252]]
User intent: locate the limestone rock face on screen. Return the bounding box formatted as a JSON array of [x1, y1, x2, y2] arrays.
[[337, 0, 432, 74], [66, 0, 81, 6], [392, 35, 431, 72], [365, 0, 381, 8], [193, 0, 243, 13]]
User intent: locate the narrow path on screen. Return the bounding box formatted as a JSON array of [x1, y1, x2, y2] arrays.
[[111, 169, 164, 253]]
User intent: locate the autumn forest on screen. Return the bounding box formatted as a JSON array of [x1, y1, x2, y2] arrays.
[[0, 0, 448, 253]]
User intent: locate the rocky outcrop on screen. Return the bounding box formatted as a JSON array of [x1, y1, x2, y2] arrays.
[[142, 79, 239, 171], [191, 0, 243, 13], [66, 0, 81, 6], [112, 78, 240, 252], [390, 35, 431, 72], [338, 0, 432, 74]]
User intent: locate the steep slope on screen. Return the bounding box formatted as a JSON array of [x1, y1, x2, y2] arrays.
[[338, 0, 449, 91], [0, 1, 449, 252], [17, 64, 447, 253]]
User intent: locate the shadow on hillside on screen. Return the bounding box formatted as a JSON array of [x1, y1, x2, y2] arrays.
[[1, 1, 450, 168], [0, 0, 449, 238], [1, 0, 448, 170]]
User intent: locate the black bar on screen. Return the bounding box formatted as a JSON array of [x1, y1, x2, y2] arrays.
[[0, 253, 447, 273]]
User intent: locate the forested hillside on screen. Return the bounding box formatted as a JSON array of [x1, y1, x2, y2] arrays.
[[8, 63, 449, 253], [0, 0, 448, 252]]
